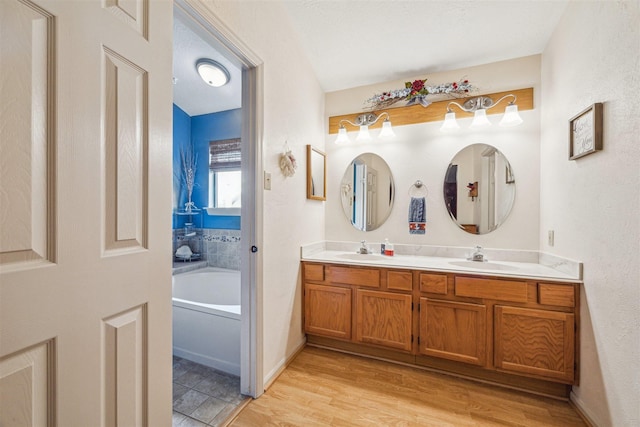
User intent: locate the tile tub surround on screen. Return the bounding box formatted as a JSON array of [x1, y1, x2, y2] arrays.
[[203, 229, 241, 270], [173, 356, 249, 427], [301, 241, 582, 282], [173, 229, 241, 270], [173, 260, 208, 275]]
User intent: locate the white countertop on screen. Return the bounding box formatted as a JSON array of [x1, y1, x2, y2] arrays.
[[301, 242, 582, 283]]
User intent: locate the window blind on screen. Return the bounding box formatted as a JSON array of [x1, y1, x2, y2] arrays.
[[209, 138, 241, 172]]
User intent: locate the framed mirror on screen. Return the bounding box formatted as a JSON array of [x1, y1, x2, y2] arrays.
[[444, 144, 515, 234], [340, 153, 395, 231], [307, 145, 326, 201]]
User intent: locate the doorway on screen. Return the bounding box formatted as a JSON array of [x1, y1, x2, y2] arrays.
[[173, 0, 263, 409]]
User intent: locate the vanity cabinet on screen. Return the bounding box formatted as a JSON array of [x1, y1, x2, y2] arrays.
[[419, 298, 486, 366], [304, 283, 352, 340], [302, 261, 580, 398], [355, 289, 412, 351], [494, 303, 575, 383], [303, 263, 414, 353]]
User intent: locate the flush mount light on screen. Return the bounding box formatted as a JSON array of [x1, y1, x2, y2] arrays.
[[440, 94, 523, 131], [196, 59, 230, 87], [334, 112, 394, 144]]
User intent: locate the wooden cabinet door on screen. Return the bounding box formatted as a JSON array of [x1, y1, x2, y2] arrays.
[[304, 283, 352, 340], [494, 306, 575, 383], [355, 290, 413, 351], [419, 298, 487, 366]]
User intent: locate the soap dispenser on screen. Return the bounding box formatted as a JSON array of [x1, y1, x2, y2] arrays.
[[384, 239, 394, 256]]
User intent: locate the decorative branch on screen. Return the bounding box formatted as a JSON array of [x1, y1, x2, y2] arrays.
[[180, 142, 198, 212]]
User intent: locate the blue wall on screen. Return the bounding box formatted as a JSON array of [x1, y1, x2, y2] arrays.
[[173, 104, 242, 230]]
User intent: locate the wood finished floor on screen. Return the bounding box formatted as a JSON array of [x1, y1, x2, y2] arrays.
[[230, 346, 586, 427]]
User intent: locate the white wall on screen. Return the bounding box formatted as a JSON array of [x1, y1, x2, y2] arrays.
[[540, 1, 640, 426], [541, 1, 640, 426], [193, 0, 325, 384], [325, 56, 541, 250]]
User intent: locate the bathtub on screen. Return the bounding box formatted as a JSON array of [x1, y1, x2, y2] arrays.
[[172, 267, 240, 375]]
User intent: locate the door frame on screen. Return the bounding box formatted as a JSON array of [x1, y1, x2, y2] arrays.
[[174, 0, 264, 398]]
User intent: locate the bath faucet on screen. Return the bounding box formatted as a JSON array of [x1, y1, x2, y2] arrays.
[[469, 245, 486, 262], [358, 240, 370, 254]]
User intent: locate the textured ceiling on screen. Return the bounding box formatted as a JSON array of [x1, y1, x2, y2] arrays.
[[172, 14, 242, 116], [173, 1, 569, 114], [282, 0, 569, 92]]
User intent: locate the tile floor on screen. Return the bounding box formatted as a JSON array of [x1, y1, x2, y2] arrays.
[[173, 356, 249, 426]]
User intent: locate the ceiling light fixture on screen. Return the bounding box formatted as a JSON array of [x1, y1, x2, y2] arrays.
[[196, 58, 230, 87], [335, 112, 395, 144], [440, 94, 523, 131]]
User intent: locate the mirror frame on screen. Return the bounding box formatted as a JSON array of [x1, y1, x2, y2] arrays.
[[306, 145, 326, 201]]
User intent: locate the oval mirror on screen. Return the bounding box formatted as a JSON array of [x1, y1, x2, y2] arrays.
[[340, 153, 395, 231], [444, 144, 516, 234]]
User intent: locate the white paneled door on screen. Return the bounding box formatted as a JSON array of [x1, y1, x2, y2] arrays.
[[0, 0, 173, 425]]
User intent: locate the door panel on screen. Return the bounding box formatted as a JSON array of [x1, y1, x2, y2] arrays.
[[495, 305, 575, 383], [304, 283, 352, 340], [0, 0, 173, 425], [355, 289, 412, 351], [0, 0, 55, 267], [420, 298, 487, 366]]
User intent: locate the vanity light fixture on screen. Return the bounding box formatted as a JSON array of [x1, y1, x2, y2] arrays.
[[334, 112, 395, 144], [440, 94, 523, 131], [196, 58, 230, 87]]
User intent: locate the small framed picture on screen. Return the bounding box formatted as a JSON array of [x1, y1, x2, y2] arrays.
[[569, 103, 603, 160]]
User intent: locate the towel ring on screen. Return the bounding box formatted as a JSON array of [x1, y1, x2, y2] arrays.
[[408, 180, 428, 197]]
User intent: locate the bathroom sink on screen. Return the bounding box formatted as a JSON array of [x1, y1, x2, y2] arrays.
[[335, 253, 385, 261], [448, 261, 518, 272]]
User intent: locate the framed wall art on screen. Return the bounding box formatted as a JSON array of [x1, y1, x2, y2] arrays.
[[569, 102, 603, 160]]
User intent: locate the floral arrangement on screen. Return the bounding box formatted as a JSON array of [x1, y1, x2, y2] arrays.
[[365, 78, 475, 110], [180, 143, 198, 212]]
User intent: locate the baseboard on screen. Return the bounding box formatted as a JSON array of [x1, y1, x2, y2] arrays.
[[262, 337, 306, 391], [570, 391, 599, 427], [173, 347, 240, 376]]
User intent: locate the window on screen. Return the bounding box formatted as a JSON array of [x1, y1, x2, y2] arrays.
[[209, 170, 241, 207], [208, 138, 241, 209]]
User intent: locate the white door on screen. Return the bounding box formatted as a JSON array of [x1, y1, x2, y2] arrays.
[[0, 0, 173, 425]]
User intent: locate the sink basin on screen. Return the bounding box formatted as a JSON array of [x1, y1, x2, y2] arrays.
[[335, 253, 385, 261], [448, 261, 518, 271]]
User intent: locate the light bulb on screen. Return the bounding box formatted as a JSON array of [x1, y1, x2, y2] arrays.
[[379, 120, 395, 138], [470, 109, 491, 129], [499, 104, 523, 126], [356, 125, 371, 141], [440, 111, 460, 132], [334, 127, 350, 144]]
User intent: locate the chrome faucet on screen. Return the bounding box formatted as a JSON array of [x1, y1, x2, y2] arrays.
[[469, 245, 486, 262], [358, 240, 370, 254]]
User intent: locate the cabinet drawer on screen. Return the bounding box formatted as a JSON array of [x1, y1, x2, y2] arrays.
[[420, 273, 448, 295], [331, 266, 380, 288], [387, 271, 412, 291], [304, 264, 325, 282], [538, 283, 575, 307], [455, 277, 527, 303]]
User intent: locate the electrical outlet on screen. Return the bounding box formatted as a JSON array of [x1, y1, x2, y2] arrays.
[[264, 171, 271, 190], [548, 230, 554, 246]]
